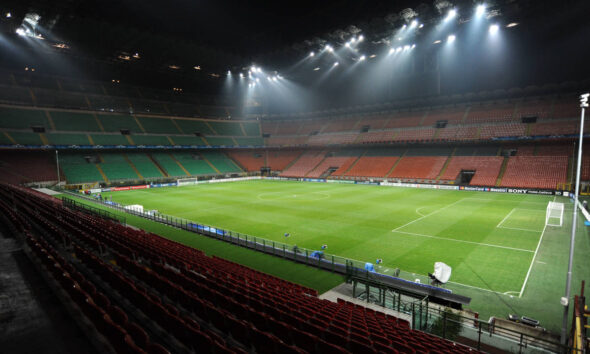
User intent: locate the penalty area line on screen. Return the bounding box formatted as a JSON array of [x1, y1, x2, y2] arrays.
[[518, 196, 554, 298], [392, 198, 466, 232], [446, 280, 519, 297], [496, 208, 516, 228], [391, 230, 534, 253]]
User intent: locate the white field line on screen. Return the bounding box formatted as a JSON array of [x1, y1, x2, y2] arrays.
[[391, 230, 534, 253], [415, 206, 427, 216], [446, 280, 519, 296], [518, 196, 555, 298], [392, 198, 467, 232], [497, 226, 543, 233], [496, 208, 516, 228]]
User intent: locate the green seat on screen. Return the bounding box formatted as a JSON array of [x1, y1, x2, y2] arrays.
[[173, 119, 214, 135], [206, 136, 235, 146], [201, 151, 241, 173], [169, 135, 207, 146], [50, 111, 101, 131], [60, 153, 104, 183], [151, 153, 187, 177], [99, 153, 138, 180], [91, 134, 130, 146], [242, 122, 261, 136], [0, 107, 48, 129], [234, 137, 264, 146], [137, 116, 180, 134], [0, 132, 12, 145], [9, 132, 44, 145], [131, 135, 171, 146], [208, 121, 244, 136], [47, 133, 90, 145], [173, 153, 216, 175], [126, 153, 163, 178], [97, 114, 141, 132]]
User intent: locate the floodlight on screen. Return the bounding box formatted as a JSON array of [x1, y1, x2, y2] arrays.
[[313, 67, 320, 71], [489, 24, 499, 34], [445, 9, 457, 21], [251, 65, 256, 71], [309, 51, 315, 57], [358, 35, 364, 41], [410, 20, 418, 28], [402, 24, 407, 29], [476, 4, 486, 17], [350, 37, 356, 43], [6, 12, 11, 18], [255, 78, 260, 82], [359, 55, 366, 61], [333, 62, 339, 67], [272, 77, 277, 81], [433, 39, 442, 44], [506, 22, 518, 28], [227, 70, 231, 75], [403, 45, 410, 51], [396, 47, 402, 52], [411, 44, 416, 49], [345, 42, 350, 48], [369, 54, 376, 58], [419, 23, 424, 28], [389, 48, 395, 55], [16, 27, 25, 36], [239, 73, 244, 78], [447, 34, 456, 43]]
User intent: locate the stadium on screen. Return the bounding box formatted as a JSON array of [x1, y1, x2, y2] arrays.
[[0, 0, 588, 353]]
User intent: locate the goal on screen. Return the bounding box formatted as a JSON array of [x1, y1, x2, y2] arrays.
[[177, 177, 199, 186], [546, 201, 564, 227]]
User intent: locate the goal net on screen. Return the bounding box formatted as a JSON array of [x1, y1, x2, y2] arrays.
[[177, 177, 199, 186], [546, 201, 564, 227]]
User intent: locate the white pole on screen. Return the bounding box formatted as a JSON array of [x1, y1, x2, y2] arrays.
[[561, 93, 588, 345], [56, 150, 61, 185]]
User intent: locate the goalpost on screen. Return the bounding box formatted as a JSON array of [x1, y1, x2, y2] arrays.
[[546, 201, 564, 227]]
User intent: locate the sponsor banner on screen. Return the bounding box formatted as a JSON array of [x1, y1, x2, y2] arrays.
[[460, 186, 491, 192], [526, 190, 554, 195], [416, 184, 438, 189], [490, 188, 507, 193], [354, 181, 380, 186], [507, 188, 528, 194], [303, 178, 326, 183], [112, 186, 131, 191], [326, 179, 356, 184], [89, 188, 102, 194], [131, 185, 149, 190], [206, 176, 260, 184], [438, 185, 460, 190], [101, 187, 112, 192]]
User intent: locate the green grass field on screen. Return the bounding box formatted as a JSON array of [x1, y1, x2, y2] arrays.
[[93, 180, 589, 332]]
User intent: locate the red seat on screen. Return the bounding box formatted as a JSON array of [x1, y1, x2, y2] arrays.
[[147, 343, 171, 354], [127, 322, 150, 349]]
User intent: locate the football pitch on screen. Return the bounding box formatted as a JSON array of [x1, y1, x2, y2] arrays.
[[100, 179, 589, 329]]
